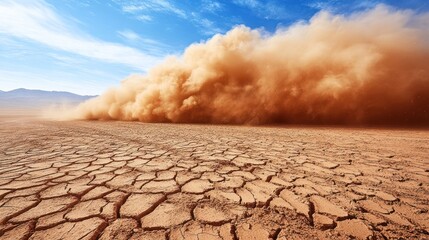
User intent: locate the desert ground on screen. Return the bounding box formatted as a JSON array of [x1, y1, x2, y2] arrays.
[[0, 117, 428, 240]]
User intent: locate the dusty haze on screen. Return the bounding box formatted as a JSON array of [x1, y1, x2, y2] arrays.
[[70, 6, 429, 125]]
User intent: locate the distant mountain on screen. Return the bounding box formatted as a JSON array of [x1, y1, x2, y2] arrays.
[[0, 88, 96, 114]]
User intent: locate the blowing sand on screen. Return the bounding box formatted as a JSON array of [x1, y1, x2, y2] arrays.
[[0, 118, 428, 239], [71, 6, 429, 126]]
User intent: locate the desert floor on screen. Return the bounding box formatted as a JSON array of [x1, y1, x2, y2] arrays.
[[0, 118, 428, 240]]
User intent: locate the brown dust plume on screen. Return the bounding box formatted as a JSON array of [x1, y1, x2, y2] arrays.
[[71, 6, 429, 125]]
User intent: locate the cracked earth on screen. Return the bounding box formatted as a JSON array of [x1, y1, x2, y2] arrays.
[[0, 118, 428, 239]]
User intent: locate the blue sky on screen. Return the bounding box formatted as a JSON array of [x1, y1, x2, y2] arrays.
[[0, 0, 427, 95]]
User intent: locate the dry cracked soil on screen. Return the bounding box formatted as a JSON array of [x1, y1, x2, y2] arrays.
[[0, 117, 428, 240]]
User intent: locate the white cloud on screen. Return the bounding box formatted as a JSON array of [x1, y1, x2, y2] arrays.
[[114, 0, 226, 36], [201, 0, 223, 13], [115, 0, 186, 18], [0, 0, 162, 71], [198, 18, 224, 35], [233, 0, 290, 20], [308, 0, 381, 12], [186, 11, 225, 36], [307, 1, 334, 11], [117, 29, 141, 41], [234, 0, 260, 8], [116, 29, 173, 56], [136, 14, 152, 22]]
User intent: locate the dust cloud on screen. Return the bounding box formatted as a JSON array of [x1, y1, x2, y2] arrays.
[[70, 6, 429, 125]]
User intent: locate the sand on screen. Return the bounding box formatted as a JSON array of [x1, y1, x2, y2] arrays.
[[0, 117, 428, 239]]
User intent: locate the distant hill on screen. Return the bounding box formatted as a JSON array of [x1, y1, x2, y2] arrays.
[[0, 88, 96, 115]]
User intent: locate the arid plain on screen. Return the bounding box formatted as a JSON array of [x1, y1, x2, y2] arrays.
[[0, 117, 428, 240]]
